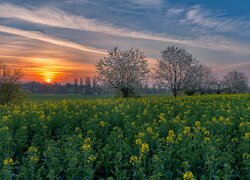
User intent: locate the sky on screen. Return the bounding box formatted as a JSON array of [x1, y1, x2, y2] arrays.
[[0, 0, 250, 83]]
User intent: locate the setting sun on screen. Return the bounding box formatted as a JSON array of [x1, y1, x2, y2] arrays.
[[46, 78, 52, 83]]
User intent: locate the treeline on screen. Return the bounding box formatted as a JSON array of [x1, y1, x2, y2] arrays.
[[21, 79, 167, 95], [96, 46, 249, 97]]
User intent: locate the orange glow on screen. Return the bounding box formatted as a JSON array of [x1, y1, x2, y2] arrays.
[[8, 57, 99, 83], [42, 71, 56, 83]]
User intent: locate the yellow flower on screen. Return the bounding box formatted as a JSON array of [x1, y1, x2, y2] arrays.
[[84, 137, 91, 143], [204, 137, 211, 143], [99, 121, 107, 127], [231, 137, 238, 142], [30, 156, 39, 162], [245, 132, 250, 139], [239, 122, 245, 127], [147, 127, 153, 134], [135, 138, 142, 145], [140, 143, 149, 155], [183, 126, 191, 135], [166, 130, 176, 144], [138, 132, 145, 138], [87, 155, 96, 162], [82, 144, 91, 152], [159, 113, 166, 121], [28, 146, 38, 153], [183, 171, 194, 180], [3, 158, 14, 166], [195, 121, 201, 127], [129, 155, 139, 165]]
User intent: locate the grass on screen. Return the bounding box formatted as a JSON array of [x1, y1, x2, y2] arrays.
[[24, 93, 170, 102]]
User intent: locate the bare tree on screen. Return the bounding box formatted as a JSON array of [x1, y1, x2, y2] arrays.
[[0, 63, 23, 104], [213, 77, 225, 94], [223, 70, 248, 93], [154, 46, 198, 97], [96, 47, 149, 98], [188, 64, 216, 95]]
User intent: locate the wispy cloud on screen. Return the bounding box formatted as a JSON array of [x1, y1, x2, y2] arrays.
[[213, 61, 250, 72], [129, 0, 163, 6], [166, 7, 184, 16], [0, 25, 107, 54], [183, 5, 250, 33], [0, 3, 250, 54]]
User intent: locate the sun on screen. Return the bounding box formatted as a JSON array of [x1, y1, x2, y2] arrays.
[[46, 78, 52, 83]]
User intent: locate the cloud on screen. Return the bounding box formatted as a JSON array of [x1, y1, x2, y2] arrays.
[[166, 7, 184, 16], [128, 0, 163, 6], [213, 61, 250, 72], [0, 3, 250, 54], [0, 25, 107, 55], [184, 5, 250, 33]]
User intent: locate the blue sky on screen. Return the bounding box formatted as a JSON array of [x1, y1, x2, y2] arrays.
[[0, 0, 249, 82]]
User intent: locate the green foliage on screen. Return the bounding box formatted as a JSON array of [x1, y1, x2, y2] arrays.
[[0, 94, 250, 179]]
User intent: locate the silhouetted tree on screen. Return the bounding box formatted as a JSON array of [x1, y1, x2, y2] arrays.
[[0, 63, 23, 104], [74, 78, 78, 94], [85, 76, 92, 95], [80, 78, 83, 95]]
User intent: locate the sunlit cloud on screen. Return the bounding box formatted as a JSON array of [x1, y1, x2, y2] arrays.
[[0, 25, 107, 55]]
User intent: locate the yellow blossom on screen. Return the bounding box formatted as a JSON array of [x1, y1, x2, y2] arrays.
[[183, 126, 191, 135], [183, 171, 194, 180], [30, 156, 39, 162], [3, 158, 14, 166], [140, 143, 149, 155], [204, 137, 211, 143], [245, 132, 250, 139], [136, 138, 142, 145], [147, 127, 153, 134], [99, 121, 107, 127], [129, 155, 139, 165], [82, 144, 91, 152], [138, 132, 145, 138], [87, 155, 96, 162], [28, 146, 38, 153], [166, 130, 176, 144]]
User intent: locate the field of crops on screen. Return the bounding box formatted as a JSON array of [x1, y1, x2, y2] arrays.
[[0, 94, 249, 179]]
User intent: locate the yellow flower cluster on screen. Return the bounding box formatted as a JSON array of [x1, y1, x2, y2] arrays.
[[147, 127, 153, 134], [166, 130, 176, 144], [87, 155, 96, 163], [28, 146, 38, 153], [245, 132, 250, 139], [183, 171, 194, 180], [3, 158, 14, 166], [99, 121, 108, 128], [135, 138, 142, 145], [140, 143, 149, 155], [30, 156, 39, 162], [129, 155, 139, 165], [82, 138, 91, 152], [183, 126, 191, 136]]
